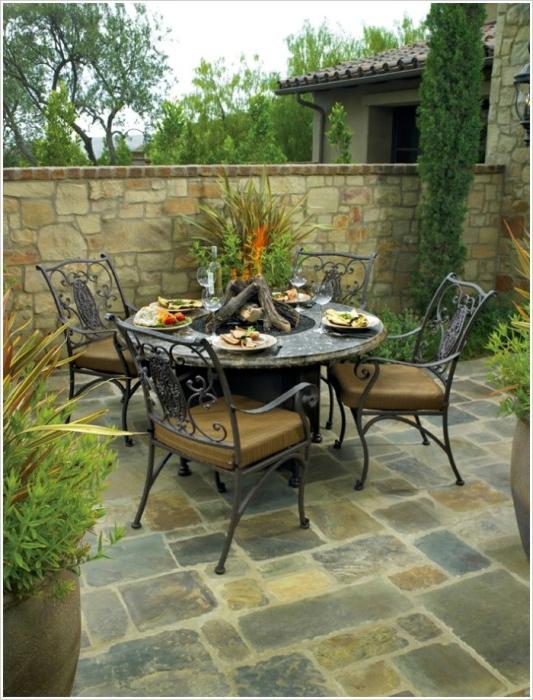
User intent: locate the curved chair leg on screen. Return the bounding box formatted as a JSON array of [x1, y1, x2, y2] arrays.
[[325, 377, 334, 430], [298, 453, 310, 529], [352, 408, 370, 491], [215, 471, 243, 575], [131, 441, 156, 528], [214, 471, 227, 493], [131, 449, 173, 528], [122, 378, 134, 447], [178, 457, 192, 476], [66, 365, 76, 424], [414, 415, 430, 445], [442, 410, 464, 486], [333, 395, 347, 449]]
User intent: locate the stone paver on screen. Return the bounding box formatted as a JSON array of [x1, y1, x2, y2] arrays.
[[415, 530, 491, 575], [68, 359, 529, 697], [232, 653, 333, 697], [238, 578, 412, 650], [421, 570, 530, 684], [393, 642, 505, 697], [312, 624, 409, 669], [120, 571, 217, 630]]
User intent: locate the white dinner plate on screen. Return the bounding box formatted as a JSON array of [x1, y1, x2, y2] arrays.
[[212, 333, 277, 352], [272, 292, 312, 305], [133, 317, 192, 332], [323, 311, 381, 333]]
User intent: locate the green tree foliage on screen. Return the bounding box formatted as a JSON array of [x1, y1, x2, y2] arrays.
[[97, 135, 132, 166], [286, 20, 361, 76], [147, 101, 186, 165], [412, 4, 486, 310], [3, 3, 170, 165], [325, 102, 353, 163], [34, 83, 89, 166], [237, 94, 287, 163]]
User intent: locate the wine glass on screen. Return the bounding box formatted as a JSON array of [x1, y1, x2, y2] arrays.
[[311, 279, 333, 334], [202, 288, 223, 342], [197, 266, 209, 290], [290, 264, 307, 312]]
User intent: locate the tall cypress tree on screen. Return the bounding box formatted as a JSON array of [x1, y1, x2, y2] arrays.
[[412, 4, 486, 310]]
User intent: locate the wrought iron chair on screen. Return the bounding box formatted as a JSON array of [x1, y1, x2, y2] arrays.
[[329, 273, 496, 490], [112, 317, 318, 575], [294, 247, 378, 431], [36, 254, 140, 443]]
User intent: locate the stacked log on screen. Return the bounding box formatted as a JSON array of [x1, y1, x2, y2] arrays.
[[206, 276, 298, 333]]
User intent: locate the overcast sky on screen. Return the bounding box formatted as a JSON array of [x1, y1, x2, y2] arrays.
[[149, 0, 431, 97], [96, 1, 431, 137]]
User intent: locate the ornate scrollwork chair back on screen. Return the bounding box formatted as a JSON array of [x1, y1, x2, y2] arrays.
[[294, 247, 378, 308], [113, 318, 318, 575], [330, 273, 496, 491], [36, 254, 140, 441], [294, 246, 378, 431]]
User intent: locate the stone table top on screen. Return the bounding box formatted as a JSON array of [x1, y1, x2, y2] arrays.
[[127, 303, 386, 369]]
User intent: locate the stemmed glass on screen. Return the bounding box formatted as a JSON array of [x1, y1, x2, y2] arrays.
[[197, 267, 209, 290], [311, 279, 333, 334], [202, 288, 223, 342], [290, 264, 307, 312]]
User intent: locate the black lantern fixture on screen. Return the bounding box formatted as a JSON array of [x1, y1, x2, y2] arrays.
[[513, 54, 530, 145]]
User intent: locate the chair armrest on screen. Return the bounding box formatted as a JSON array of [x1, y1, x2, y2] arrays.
[[359, 352, 461, 370], [232, 382, 318, 415], [385, 326, 422, 340]]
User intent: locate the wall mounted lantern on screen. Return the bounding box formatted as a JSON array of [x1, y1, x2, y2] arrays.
[[513, 54, 530, 145]]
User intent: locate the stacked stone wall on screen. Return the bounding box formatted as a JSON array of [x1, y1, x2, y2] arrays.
[[486, 3, 530, 291], [3, 164, 505, 330]]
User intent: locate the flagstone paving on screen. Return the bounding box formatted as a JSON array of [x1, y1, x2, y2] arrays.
[[65, 358, 529, 697]]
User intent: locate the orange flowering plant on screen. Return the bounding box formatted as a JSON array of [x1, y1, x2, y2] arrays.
[[185, 170, 323, 288]]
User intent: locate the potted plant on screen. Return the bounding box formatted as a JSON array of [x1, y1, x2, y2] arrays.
[[486, 225, 530, 559], [3, 299, 131, 697], [185, 170, 321, 289]]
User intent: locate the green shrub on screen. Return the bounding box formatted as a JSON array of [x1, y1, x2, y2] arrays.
[[378, 298, 512, 363], [486, 320, 529, 420], [3, 308, 128, 600], [325, 102, 352, 164], [185, 171, 323, 289], [377, 307, 421, 361], [412, 4, 486, 311]]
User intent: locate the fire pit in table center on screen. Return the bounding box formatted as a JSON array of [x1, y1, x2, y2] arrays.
[[196, 275, 316, 336]]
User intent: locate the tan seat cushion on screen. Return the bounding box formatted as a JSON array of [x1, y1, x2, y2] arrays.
[[154, 395, 306, 470], [331, 363, 444, 411], [74, 336, 137, 376]]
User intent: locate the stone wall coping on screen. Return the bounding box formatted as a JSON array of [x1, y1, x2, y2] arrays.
[[2, 163, 505, 181]]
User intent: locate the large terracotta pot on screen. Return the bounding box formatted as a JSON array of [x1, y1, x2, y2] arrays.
[[510, 417, 530, 560], [3, 571, 81, 697]]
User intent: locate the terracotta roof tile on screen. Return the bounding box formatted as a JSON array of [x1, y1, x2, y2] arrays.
[[277, 20, 495, 91]]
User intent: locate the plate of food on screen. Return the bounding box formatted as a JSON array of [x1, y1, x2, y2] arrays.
[[133, 305, 193, 331], [323, 308, 380, 333], [212, 327, 277, 352], [272, 288, 312, 305], [157, 296, 203, 312]]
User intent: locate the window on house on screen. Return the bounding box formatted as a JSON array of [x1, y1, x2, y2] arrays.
[[390, 105, 420, 163]]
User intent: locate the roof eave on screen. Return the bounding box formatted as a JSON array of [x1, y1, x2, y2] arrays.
[[275, 55, 493, 96]]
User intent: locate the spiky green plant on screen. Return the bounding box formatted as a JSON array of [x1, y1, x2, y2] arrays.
[[185, 171, 322, 288], [486, 224, 530, 420], [3, 299, 133, 600]]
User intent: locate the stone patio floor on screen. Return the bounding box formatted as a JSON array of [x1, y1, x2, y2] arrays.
[[60, 358, 530, 697]]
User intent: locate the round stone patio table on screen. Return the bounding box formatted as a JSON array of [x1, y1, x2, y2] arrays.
[[129, 302, 386, 443]]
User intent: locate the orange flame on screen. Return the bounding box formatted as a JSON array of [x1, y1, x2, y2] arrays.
[[251, 225, 268, 275]]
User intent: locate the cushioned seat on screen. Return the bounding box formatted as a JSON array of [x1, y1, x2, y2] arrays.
[[154, 395, 306, 469], [331, 363, 444, 411], [75, 335, 137, 376]]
